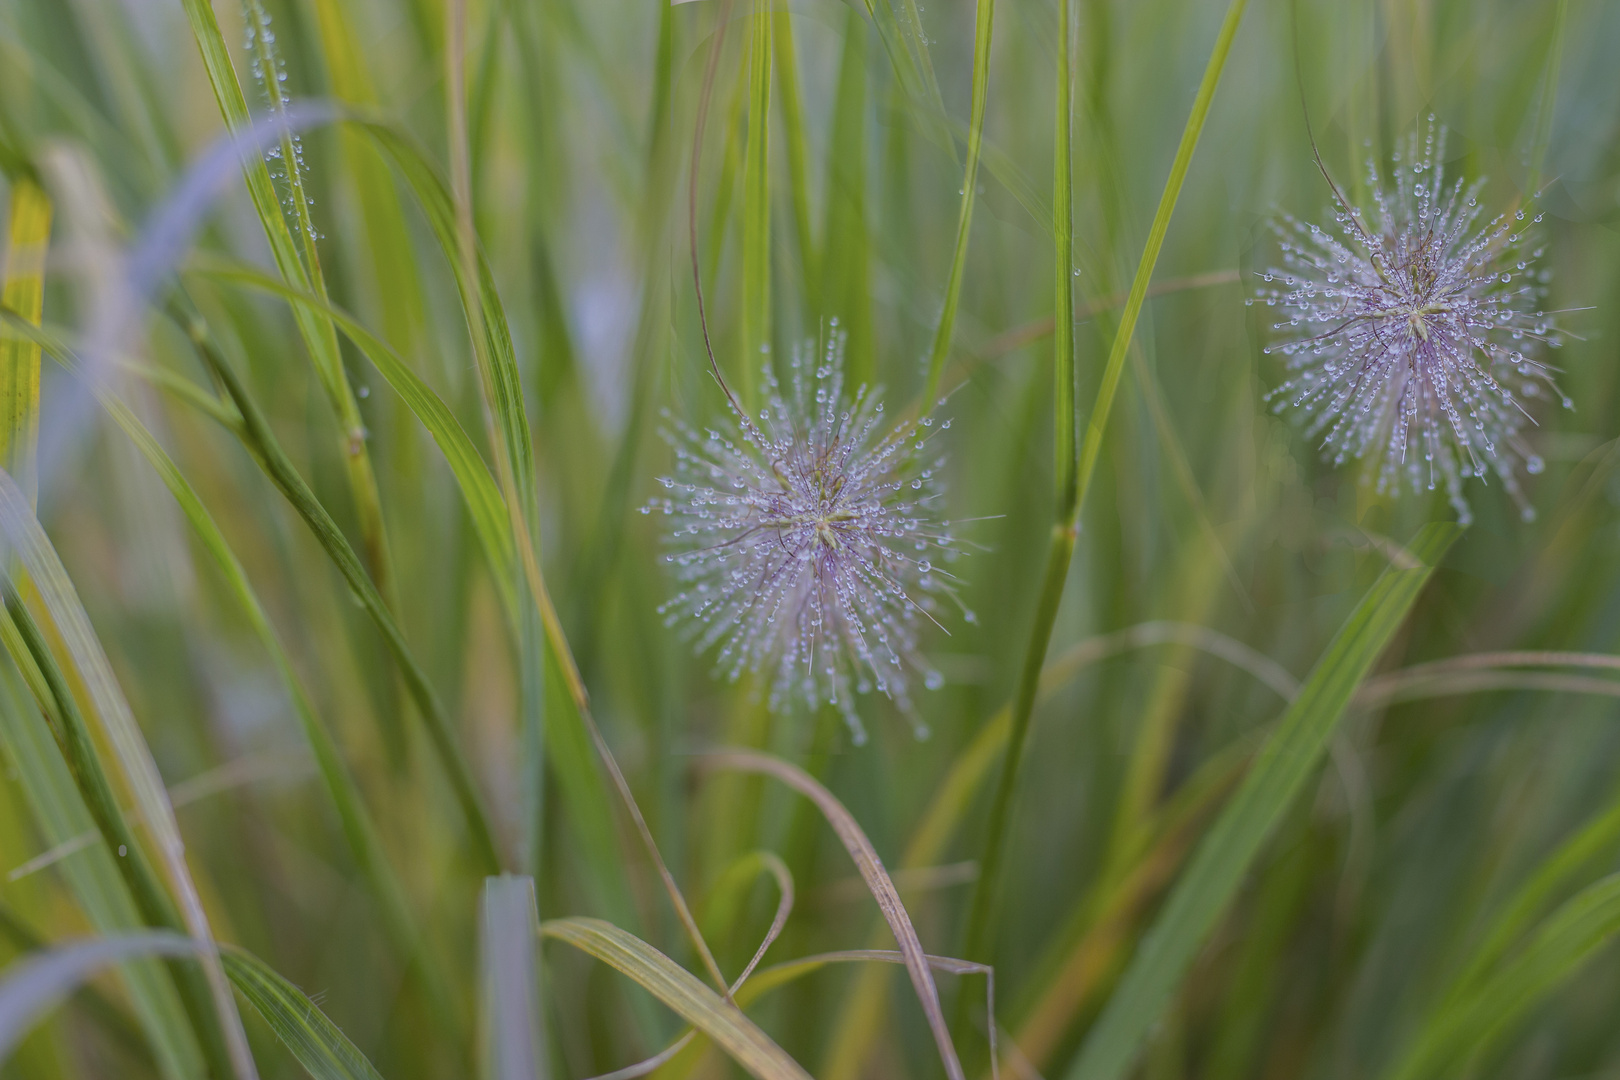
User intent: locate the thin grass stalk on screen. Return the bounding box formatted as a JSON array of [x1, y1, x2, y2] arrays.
[[739, 0, 772, 409], [957, 0, 1076, 985], [921, 0, 994, 404], [960, 0, 1247, 976]]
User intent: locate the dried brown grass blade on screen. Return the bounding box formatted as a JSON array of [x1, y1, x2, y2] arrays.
[[701, 749, 967, 1080]]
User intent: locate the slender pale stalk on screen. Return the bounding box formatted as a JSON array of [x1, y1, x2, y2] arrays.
[[960, 0, 1248, 975]]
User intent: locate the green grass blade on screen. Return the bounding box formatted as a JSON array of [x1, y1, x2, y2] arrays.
[[347, 119, 538, 526], [349, 118, 647, 932], [1385, 872, 1620, 1080], [46, 333, 449, 1010], [739, 2, 772, 409], [185, 260, 517, 621], [177, 0, 398, 607], [1068, 523, 1461, 1080], [169, 302, 504, 876], [0, 471, 260, 1079], [306, 0, 429, 356], [0, 931, 385, 1080], [480, 876, 545, 1080], [1445, 796, 1620, 1002], [540, 917, 811, 1080], [962, 0, 1247, 981], [921, 0, 993, 404], [221, 947, 386, 1080], [1072, 0, 1246, 518], [0, 654, 204, 1080]]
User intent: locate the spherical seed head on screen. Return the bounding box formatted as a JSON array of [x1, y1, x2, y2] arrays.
[[647, 330, 966, 744], [1255, 120, 1566, 524]]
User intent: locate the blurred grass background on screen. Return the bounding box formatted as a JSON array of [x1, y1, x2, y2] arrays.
[[1, 0, 1619, 1077]]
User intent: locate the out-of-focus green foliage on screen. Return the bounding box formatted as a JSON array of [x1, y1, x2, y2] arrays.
[[0, 0, 1618, 1077]]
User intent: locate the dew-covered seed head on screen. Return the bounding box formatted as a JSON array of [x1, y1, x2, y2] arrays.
[[1257, 120, 1565, 525], [649, 332, 967, 742]]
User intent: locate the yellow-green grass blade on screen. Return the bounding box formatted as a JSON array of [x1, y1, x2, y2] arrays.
[[824, 619, 1283, 1079], [5, 313, 450, 1029], [1385, 872, 1620, 1080], [0, 932, 387, 1080], [541, 917, 811, 1080], [1068, 523, 1461, 1080], [739, 1, 772, 409], [184, 260, 517, 622], [956, 0, 1072, 984], [220, 947, 387, 1080], [480, 876, 545, 1080], [167, 302, 503, 875], [0, 654, 204, 1080], [0, 597, 229, 1074], [0, 469, 260, 1079], [348, 119, 537, 525], [0, 544, 233, 1080], [349, 119, 648, 933], [961, 0, 1247, 983], [0, 175, 48, 502], [177, 0, 397, 608], [1072, 0, 1246, 521], [921, 0, 994, 404]]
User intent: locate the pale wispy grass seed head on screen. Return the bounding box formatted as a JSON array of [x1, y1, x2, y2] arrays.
[[1256, 121, 1567, 523], [648, 329, 968, 743]]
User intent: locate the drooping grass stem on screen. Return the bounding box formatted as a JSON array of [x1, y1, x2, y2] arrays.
[[960, 0, 1248, 980]]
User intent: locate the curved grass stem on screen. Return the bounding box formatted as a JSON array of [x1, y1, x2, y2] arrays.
[[958, 0, 1248, 984]]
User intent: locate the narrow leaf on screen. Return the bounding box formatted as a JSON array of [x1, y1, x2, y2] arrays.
[[540, 917, 809, 1080], [1068, 523, 1460, 1080], [221, 947, 386, 1080], [1386, 873, 1620, 1080], [0, 469, 259, 1079]]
